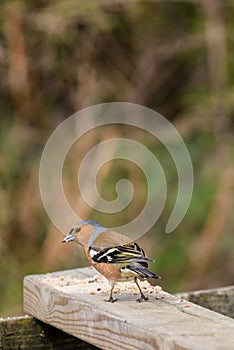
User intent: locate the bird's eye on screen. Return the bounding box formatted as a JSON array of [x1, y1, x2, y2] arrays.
[[75, 227, 81, 233]]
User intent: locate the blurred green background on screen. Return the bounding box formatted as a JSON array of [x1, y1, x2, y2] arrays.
[[0, 0, 234, 317]]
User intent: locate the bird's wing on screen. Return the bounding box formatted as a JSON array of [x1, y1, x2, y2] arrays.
[[121, 263, 160, 279], [90, 242, 153, 264], [91, 230, 133, 249]]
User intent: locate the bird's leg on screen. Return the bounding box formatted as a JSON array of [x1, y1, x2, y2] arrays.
[[105, 282, 118, 303], [134, 277, 148, 302]]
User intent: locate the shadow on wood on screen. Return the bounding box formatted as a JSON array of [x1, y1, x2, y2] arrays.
[[0, 315, 100, 350], [177, 285, 234, 319]]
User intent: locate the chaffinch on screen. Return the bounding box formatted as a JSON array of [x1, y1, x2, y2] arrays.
[[62, 220, 160, 302]]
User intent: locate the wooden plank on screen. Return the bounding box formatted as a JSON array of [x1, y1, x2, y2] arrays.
[[24, 267, 234, 350], [177, 285, 234, 319], [0, 314, 100, 350]]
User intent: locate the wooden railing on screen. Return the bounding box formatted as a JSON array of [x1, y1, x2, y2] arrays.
[[1, 267, 234, 350]]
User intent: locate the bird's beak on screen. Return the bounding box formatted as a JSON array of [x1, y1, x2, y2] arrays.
[[62, 232, 75, 243]]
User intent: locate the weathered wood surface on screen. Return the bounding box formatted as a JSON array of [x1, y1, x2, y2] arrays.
[[24, 267, 234, 350], [177, 285, 234, 319], [0, 315, 99, 350]]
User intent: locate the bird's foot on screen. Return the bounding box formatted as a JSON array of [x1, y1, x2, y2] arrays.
[[136, 295, 149, 303], [105, 297, 118, 303]]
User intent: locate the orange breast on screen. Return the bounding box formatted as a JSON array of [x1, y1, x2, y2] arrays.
[[85, 247, 121, 283]]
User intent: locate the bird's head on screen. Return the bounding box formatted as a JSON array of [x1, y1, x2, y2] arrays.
[[62, 224, 82, 243], [62, 220, 107, 246]]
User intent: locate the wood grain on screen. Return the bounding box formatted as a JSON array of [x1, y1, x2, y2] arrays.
[[24, 267, 234, 350]]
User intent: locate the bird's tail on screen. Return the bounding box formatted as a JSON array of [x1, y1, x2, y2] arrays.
[[124, 263, 160, 279]]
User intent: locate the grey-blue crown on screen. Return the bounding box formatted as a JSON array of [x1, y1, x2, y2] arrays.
[[79, 220, 105, 228]]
